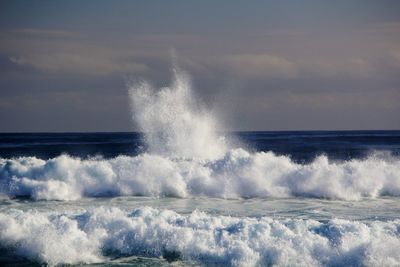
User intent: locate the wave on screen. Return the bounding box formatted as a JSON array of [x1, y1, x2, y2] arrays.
[[1, 149, 399, 201], [2, 68, 398, 201], [0, 206, 399, 266]]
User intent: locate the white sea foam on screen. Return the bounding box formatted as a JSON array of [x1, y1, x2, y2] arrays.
[[0, 150, 399, 201], [0, 206, 399, 266]]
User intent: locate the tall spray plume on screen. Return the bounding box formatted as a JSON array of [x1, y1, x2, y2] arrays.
[[128, 67, 227, 159]]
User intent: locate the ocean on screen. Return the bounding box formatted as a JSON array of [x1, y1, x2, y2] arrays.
[[1, 69, 400, 266], [1, 131, 400, 267]]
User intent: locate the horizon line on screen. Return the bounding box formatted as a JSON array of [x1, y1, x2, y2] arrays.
[[1, 129, 399, 134]]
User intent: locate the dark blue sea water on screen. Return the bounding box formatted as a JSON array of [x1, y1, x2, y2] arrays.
[[1, 130, 399, 161], [1, 131, 400, 267]]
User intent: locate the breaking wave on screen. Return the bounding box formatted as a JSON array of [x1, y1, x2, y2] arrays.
[[1, 206, 399, 266], [1, 150, 399, 201], [1, 67, 399, 201]]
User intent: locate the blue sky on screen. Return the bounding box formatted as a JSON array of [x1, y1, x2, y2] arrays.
[[1, 0, 399, 131]]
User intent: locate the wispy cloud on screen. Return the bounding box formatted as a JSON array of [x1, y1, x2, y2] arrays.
[[6, 28, 83, 38], [3, 29, 149, 75], [9, 54, 148, 75], [224, 54, 298, 79]]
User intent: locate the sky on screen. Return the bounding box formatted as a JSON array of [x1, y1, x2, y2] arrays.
[[0, 0, 399, 132]]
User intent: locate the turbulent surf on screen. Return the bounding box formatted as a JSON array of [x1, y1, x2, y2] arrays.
[[1, 68, 400, 266]]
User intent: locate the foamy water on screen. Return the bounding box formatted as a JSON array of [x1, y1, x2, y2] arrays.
[[1, 206, 400, 266]]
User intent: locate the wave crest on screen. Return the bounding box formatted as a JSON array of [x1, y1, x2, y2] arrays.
[[1, 149, 399, 201]]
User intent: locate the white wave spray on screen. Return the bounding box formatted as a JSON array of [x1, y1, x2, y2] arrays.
[[128, 67, 227, 159]]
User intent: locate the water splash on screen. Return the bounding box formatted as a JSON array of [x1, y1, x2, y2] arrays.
[[128, 67, 227, 159]]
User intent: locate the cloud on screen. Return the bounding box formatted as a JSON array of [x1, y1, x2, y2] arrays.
[[299, 58, 375, 78], [225, 54, 298, 79], [219, 53, 377, 82], [3, 28, 149, 76], [7, 28, 82, 39], [9, 54, 148, 75], [1, 20, 399, 131]]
